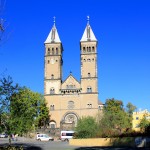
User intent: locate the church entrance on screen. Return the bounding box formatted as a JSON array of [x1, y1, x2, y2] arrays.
[[60, 112, 78, 130]]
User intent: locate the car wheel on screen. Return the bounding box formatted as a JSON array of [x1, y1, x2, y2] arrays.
[[65, 139, 69, 142]]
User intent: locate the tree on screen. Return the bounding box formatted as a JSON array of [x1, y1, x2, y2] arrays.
[[0, 76, 49, 137], [126, 102, 136, 116], [139, 115, 150, 133], [98, 98, 132, 137], [75, 116, 98, 138], [0, 76, 19, 133], [10, 87, 50, 135]]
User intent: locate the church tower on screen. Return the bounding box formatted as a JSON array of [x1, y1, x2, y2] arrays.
[[80, 16, 98, 109], [44, 17, 63, 95]]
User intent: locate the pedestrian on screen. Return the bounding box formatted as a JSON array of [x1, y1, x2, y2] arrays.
[[15, 134, 18, 141], [12, 134, 15, 141]]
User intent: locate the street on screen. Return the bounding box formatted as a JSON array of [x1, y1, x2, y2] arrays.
[[0, 137, 149, 150], [0, 137, 77, 150]]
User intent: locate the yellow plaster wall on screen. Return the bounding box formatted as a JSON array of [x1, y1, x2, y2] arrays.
[[69, 138, 135, 147]]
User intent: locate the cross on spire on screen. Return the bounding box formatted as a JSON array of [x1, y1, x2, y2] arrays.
[[87, 16, 90, 25], [53, 16, 56, 26]]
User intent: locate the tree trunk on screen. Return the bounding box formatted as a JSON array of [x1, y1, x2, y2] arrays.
[[9, 135, 11, 145]]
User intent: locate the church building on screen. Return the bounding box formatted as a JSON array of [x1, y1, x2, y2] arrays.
[[44, 17, 102, 129]]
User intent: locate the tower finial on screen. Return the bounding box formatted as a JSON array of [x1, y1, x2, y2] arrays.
[[53, 16, 56, 26], [87, 16, 90, 25]]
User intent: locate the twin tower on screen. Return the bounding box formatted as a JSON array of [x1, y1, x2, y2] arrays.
[[44, 17, 100, 129]]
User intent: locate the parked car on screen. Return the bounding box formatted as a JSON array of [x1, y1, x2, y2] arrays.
[[0, 133, 8, 138], [36, 133, 54, 141]]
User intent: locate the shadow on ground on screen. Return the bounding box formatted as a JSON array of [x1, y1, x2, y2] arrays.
[[74, 146, 150, 150], [0, 143, 42, 150]]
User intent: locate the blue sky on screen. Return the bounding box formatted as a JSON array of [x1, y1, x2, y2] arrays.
[[0, 0, 150, 111]]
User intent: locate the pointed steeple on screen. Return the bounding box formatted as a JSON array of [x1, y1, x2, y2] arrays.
[[80, 16, 97, 42], [44, 17, 61, 44]]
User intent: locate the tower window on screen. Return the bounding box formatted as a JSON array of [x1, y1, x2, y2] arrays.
[[87, 86, 92, 93], [51, 74, 54, 79], [48, 48, 50, 55], [89, 47, 91, 52], [48, 60, 50, 64], [52, 48, 54, 55], [50, 105, 55, 111], [56, 48, 58, 55], [50, 88, 55, 94], [87, 59, 91, 62], [83, 47, 86, 53], [92, 46, 95, 52], [87, 47, 89, 52], [88, 73, 91, 77]]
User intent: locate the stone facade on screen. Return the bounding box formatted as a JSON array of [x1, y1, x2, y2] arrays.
[[44, 18, 102, 129]]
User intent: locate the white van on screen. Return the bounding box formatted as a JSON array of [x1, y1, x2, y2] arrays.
[[60, 130, 74, 141]]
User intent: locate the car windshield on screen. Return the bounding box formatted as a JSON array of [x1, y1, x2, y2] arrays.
[[43, 134, 49, 138]]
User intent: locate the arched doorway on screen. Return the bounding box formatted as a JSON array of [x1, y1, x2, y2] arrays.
[[49, 120, 56, 129], [61, 112, 79, 130]]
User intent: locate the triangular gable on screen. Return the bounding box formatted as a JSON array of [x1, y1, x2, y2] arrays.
[[62, 74, 80, 89]]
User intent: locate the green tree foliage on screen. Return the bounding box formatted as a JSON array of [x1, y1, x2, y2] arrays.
[[0, 76, 49, 136], [139, 115, 150, 133], [126, 102, 136, 116], [10, 87, 50, 135], [0, 76, 19, 133], [75, 116, 98, 138], [98, 98, 132, 137]]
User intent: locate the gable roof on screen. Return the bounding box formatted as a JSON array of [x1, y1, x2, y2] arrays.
[[62, 74, 80, 89]]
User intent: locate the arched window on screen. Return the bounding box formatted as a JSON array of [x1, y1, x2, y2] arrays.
[[56, 48, 58, 55], [83, 47, 86, 53], [48, 48, 50, 55], [49, 121, 56, 128], [50, 88, 55, 94], [88, 73, 91, 77], [87, 86, 92, 93], [98, 105, 103, 110], [48, 60, 50, 64], [51, 74, 54, 79], [87, 103, 92, 108], [92, 46, 95, 52], [87, 47, 89, 52], [50, 105, 55, 111], [89, 47, 91, 52], [68, 101, 74, 109], [87, 59, 91, 62], [52, 48, 54, 55]]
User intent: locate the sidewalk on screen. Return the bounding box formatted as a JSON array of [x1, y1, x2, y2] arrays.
[[11, 136, 36, 143]]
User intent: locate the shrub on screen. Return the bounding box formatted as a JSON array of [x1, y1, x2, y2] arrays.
[[75, 116, 98, 138]]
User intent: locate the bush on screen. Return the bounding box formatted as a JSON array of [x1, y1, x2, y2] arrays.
[[75, 116, 98, 138]]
